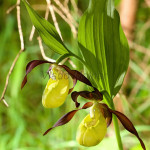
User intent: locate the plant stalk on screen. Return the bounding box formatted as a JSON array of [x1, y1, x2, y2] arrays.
[[56, 52, 87, 67], [111, 102, 124, 150], [103, 91, 123, 150], [56, 53, 72, 64]]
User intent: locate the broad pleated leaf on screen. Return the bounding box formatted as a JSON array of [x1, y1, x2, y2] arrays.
[[23, 0, 69, 55], [78, 0, 129, 97]]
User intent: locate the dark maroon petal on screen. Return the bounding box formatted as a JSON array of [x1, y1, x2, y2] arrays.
[[60, 65, 92, 87], [108, 108, 146, 150], [21, 60, 51, 89], [106, 112, 112, 127], [71, 91, 81, 108], [82, 102, 93, 109], [101, 104, 112, 127], [43, 110, 78, 136], [93, 88, 103, 99], [43, 102, 93, 136], [71, 90, 103, 108], [68, 77, 77, 94]]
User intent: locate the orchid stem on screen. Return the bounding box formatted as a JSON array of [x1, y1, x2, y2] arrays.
[[56, 53, 72, 64], [111, 102, 124, 150], [103, 91, 123, 150], [56, 52, 87, 68]]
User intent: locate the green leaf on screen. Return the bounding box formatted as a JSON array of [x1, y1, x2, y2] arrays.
[[23, 0, 69, 55], [78, 0, 129, 98], [114, 0, 121, 6]]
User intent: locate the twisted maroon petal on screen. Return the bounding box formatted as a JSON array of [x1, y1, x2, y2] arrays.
[[60, 65, 92, 87], [106, 106, 146, 150], [68, 77, 77, 94], [43, 102, 93, 135], [21, 60, 52, 89], [71, 90, 103, 108]]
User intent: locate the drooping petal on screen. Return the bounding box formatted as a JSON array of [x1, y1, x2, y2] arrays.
[[43, 102, 93, 135], [79, 90, 103, 100], [104, 111, 112, 127], [101, 104, 112, 127], [108, 108, 146, 150], [60, 65, 92, 87], [21, 60, 51, 89], [71, 90, 103, 108], [71, 91, 80, 107], [68, 77, 77, 94]]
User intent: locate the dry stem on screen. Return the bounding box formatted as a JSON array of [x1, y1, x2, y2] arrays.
[[0, 49, 23, 104], [53, 0, 78, 27], [36, 1, 56, 62], [17, 0, 24, 50], [1, 0, 24, 106], [46, 0, 63, 40], [29, 26, 35, 41], [37, 37, 56, 62], [70, 0, 78, 14], [64, 0, 69, 10], [6, 4, 18, 14], [53, 5, 77, 37]]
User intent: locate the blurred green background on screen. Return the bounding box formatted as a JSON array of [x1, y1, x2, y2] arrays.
[[0, 0, 150, 150]]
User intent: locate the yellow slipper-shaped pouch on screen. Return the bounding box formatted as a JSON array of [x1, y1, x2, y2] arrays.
[[76, 103, 107, 147], [42, 65, 69, 108]]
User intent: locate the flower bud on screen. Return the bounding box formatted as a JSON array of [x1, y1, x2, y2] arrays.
[[42, 65, 69, 108], [76, 103, 107, 147]]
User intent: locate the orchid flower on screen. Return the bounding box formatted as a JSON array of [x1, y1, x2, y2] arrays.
[[21, 60, 146, 150]]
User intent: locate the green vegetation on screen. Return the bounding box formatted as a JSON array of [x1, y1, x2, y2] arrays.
[[0, 0, 150, 150]]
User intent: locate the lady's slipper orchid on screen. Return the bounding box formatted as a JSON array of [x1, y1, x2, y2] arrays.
[[43, 99, 145, 150], [21, 60, 146, 150], [42, 65, 69, 108], [21, 60, 93, 108]]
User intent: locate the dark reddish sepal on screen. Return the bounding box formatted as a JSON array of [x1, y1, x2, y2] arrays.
[[43, 102, 93, 136], [68, 77, 77, 94], [60, 65, 92, 87], [21, 60, 52, 89], [108, 108, 146, 150], [101, 104, 112, 127], [71, 89, 103, 108], [71, 91, 81, 108]]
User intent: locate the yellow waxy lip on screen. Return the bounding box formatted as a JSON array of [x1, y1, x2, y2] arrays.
[[76, 103, 107, 147], [42, 66, 69, 108]]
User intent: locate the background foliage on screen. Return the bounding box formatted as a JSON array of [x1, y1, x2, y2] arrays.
[[0, 0, 150, 150]]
